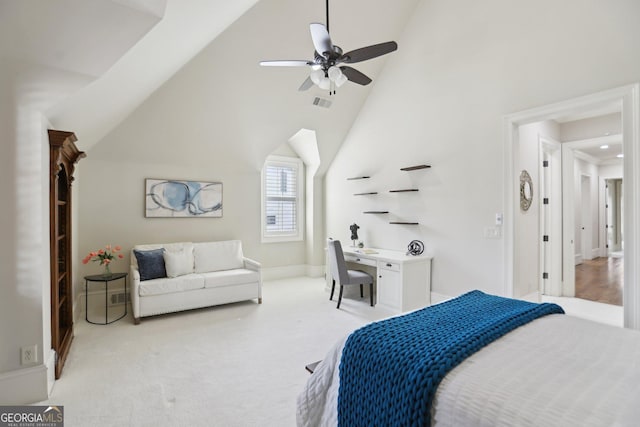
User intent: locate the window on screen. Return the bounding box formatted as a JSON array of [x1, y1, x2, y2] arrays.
[[261, 156, 304, 242]]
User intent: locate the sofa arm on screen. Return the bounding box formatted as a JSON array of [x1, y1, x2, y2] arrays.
[[243, 257, 261, 272], [243, 257, 262, 303], [130, 265, 141, 324]]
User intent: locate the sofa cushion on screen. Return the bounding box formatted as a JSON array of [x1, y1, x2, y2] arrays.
[[131, 242, 193, 268], [138, 274, 205, 296], [201, 268, 260, 288], [163, 248, 193, 278], [133, 249, 167, 281], [193, 240, 244, 273]]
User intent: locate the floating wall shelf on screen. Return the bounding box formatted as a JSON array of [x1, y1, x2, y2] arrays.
[[389, 189, 419, 193], [389, 222, 419, 225], [347, 176, 370, 180], [401, 164, 431, 171], [364, 211, 389, 214], [354, 192, 378, 196]]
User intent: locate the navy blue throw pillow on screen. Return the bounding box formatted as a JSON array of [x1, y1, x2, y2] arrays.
[[133, 248, 166, 281]]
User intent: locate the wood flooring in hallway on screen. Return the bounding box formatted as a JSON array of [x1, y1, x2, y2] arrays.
[[575, 256, 623, 306]]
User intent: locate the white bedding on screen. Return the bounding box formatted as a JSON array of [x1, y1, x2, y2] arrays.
[[297, 314, 640, 427]]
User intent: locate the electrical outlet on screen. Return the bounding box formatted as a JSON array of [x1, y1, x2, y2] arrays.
[[484, 227, 501, 239], [21, 344, 37, 365]]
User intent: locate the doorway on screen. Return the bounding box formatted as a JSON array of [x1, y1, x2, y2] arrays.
[[504, 83, 640, 329], [571, 176, 624, 306], [606, 178, 624, 255]]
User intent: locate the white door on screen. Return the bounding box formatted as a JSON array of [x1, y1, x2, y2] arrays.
[[581, 174, 593, 261], [539, 137, 562, 296], [561, 145, 576, 297]]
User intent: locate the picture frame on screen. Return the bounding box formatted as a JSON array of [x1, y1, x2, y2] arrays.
[[145, 179, 223, 218], [519, 170, 533, 212]]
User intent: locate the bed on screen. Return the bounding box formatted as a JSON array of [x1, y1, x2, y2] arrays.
[[297, 291, 640, 427]]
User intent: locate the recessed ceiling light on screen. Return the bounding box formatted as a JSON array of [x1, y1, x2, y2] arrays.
[[600, 145, 609, 149], [617, 154, 624, 158]]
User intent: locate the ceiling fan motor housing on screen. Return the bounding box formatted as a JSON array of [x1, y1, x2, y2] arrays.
[[315, 45, 343, 70]]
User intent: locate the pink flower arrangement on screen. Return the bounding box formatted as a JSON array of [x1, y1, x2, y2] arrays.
[[82, 244, 124, 266]]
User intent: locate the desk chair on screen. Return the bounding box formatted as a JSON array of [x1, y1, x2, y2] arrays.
[[327, 239, 374, 309]]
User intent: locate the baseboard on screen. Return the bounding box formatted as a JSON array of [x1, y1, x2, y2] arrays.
[[575, 254, 582, 265], [45, 349, 56, 396], [432, 291, 542, 305], [306, 264, 325, 278], [79, 286, 129, 318], [520, 291, 540, 302], [430, 292, 452, 305], [74, 292, 82, 322], [0, 365, 49, 404], [591, 248, 601, 259]]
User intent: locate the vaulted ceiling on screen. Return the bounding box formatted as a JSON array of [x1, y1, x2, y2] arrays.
[[3, 0, 420, 172]]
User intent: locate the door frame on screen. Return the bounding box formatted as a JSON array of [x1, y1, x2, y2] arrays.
[[504, 83, 640, 329]]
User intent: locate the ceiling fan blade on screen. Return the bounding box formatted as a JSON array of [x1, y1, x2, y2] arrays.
[[340, 66, 372, 86], [341, 41, 398, 64], [310, 23, 333, 56], [259, 60, 312, 67], [298, 76, 314, 91]]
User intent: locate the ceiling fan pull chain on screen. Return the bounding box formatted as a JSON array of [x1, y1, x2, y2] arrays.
[[326, 0, 330, 33]]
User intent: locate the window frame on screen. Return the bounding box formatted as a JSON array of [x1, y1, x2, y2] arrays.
[[261, 155, 304, 243]]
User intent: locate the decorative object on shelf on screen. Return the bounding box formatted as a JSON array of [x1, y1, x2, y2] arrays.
[[145, 179, 222, 218], [407, 240, 425, 256], [82, 244, 124, 277], [347, 176, 370, 180], [520, 170, 533, 211], [350, 223, 360, 246], [389, 189, 419, 193], [400, 165, 431, 171]]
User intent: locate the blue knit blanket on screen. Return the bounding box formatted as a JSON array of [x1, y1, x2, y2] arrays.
[[337, 290, 564, 427]]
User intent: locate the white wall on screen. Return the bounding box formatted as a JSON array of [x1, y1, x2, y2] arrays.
[[75, 66, 307, 281], [325, 0, 640, 299], [560, 113, 622, 142], [600, 164, 623, 179], [0, 64, 52, 404]]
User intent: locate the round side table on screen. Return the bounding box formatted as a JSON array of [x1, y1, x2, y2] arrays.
[[84, 272, 128, 325]]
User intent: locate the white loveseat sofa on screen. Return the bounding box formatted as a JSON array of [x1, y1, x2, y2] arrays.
[[130, 240, 262, 324]]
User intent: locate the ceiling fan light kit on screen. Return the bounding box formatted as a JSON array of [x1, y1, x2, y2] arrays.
[[260, 0, 398, 95]]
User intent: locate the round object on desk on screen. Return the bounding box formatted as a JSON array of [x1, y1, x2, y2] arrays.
[[407, 240, 424, 256]]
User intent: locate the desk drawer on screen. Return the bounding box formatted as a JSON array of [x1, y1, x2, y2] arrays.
[[344, 255, 377, 267], [378, 260, 401, 272]]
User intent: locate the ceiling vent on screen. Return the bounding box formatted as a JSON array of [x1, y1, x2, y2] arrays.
[[312, 97, 332, 109]]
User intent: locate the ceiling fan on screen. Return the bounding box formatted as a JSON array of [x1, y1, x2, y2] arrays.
[[259, 0, 398, 95]]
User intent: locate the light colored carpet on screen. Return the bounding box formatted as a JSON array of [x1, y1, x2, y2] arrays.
[[40, 277, 621, 426], [39, 277, 389, 427]]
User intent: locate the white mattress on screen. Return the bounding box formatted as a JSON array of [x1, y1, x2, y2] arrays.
[[297, 314, 640, 427]]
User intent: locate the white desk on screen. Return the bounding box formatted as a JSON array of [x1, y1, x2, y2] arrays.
[[329, 247, 432, 313]]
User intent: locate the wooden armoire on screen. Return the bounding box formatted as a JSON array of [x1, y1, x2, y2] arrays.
[[48, 130, 85, 379]]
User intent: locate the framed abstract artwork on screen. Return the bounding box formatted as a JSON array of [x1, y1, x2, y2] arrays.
[[145, 179, 223, 218]]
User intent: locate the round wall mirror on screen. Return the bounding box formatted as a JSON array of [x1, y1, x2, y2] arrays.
[[520, 170, 533, 211]]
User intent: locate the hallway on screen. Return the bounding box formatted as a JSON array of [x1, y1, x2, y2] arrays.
[[575, 256, 623, 306]]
